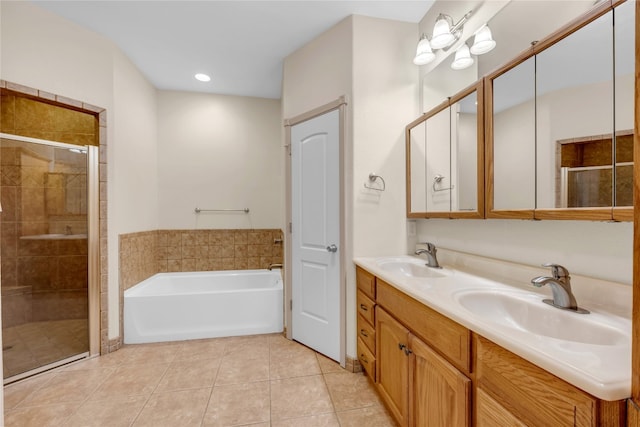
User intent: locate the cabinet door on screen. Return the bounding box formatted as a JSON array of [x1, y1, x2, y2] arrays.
[[476, 387, 526, 427], [409, 334, 470, 427], [376, 307, 410, 427]]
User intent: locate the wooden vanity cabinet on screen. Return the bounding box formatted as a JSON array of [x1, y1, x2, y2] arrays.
[[356, 265, 626, 426], [375, 296, 471, 427], [475, 335, 626, 426], [356, 266, 377, 381]]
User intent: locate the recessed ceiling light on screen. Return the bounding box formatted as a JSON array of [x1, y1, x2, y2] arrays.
[[195, 73, 211, 82]]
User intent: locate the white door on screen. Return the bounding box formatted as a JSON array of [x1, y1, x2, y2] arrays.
[[290, 109, 341, 362]]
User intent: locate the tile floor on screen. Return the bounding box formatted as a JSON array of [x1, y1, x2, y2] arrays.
[[3, 333, 396, 426], [3, 319, 88, 379]]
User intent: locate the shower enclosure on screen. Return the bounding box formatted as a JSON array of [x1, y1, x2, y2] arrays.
[[0, 133, 99, 383]]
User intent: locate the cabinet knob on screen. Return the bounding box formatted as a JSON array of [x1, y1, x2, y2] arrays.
[[404, 347, 413, 356], [359, 304, 368, 311], [398, 343, 406, 351], [360, 329, 368, 338]]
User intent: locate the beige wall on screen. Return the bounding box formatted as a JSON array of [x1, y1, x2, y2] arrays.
[[156, 91, 282, 230], [352, 15, 417, 257], [0, 2, 159, 341], [351, 16, 417, 358], [282, 17, 353, 120]]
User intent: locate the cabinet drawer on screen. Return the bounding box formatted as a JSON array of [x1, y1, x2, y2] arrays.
[[358, 337, 376, 382], [357, 290, 376, 325], [475, 335, 596, 426], [376, 279, 470, 373], [356, 266, 376, 300], [357, 314, 376, 353]]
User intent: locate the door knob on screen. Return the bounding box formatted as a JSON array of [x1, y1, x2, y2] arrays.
[[326, 244, 338, 253]]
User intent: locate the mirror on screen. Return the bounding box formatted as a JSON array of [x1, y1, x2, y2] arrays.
[[535, 10, 613, 212], [407, 83, 483, 218], [491, 56, 536, 214], [451, 90, 479, 212], [488, 1, 633, 220], [613, 0, 634, 216], [408, 119, 427, 213], [425, 106, 451, 214]]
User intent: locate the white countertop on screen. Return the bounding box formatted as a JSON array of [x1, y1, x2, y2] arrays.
[[354, 254, 631, 401]]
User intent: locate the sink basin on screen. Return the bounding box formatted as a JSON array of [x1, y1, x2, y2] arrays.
[[376, 257, 445, 279], [455, 290, 628, 346]]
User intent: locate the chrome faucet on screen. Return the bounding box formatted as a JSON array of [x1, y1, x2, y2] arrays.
[[268, 263, 283, 271], [531, 263, 589, 314], [415, 242, 441, 269]]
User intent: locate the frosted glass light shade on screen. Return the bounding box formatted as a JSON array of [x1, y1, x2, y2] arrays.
[[451, 44, 474, 70], [430, 15, 455, 49], [470, 25, 496, 55], [413, 36, 436, 65]]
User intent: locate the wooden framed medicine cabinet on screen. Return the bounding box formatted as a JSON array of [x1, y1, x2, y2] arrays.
[[405, 81, 485, 219], [485, 0, 634, 221]]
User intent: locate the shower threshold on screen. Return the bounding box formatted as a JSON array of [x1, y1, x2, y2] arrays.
[[3, 352, 89, 385]]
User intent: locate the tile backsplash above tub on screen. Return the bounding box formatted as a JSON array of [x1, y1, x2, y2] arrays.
[[157, 229, 284, 273], [119, 228, 284, 292]]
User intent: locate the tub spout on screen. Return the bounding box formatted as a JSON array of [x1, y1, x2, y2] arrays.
[[268, 263, 283, 271]]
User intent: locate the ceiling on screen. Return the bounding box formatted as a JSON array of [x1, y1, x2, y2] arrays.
[[32, 1, 435, 99]]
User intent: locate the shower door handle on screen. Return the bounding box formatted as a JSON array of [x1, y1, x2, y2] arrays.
[[326, 244, 338, 253]]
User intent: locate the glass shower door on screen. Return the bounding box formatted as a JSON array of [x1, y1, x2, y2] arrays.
[[1, 134, 90, 382]]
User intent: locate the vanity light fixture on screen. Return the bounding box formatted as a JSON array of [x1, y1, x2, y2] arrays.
[[413, 34, 436, 65], [430, 13, 471, 49], [412, 10, 472, 64], [451, 43, 474, 70], [194, 73, 211, 82], [470, 24, 496, 55], [412, 11, 497, 70]]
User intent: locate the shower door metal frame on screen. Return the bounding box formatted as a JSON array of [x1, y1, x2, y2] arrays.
[[0, 133, 100, 380]]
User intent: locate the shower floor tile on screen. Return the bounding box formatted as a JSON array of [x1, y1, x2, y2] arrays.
[[3, 319, 88, 379], [3, 334, 396, 426]]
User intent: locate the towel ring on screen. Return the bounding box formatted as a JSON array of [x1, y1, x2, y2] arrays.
[[365, 173, 386, 191]]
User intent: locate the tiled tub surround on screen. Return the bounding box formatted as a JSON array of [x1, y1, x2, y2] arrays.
[[157, 229, 284, 273], [120, 229, 284, 290], [119, 229, 284, 341]]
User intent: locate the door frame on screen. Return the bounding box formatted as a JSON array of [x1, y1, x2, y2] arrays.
[[284, 96, 347, 367]]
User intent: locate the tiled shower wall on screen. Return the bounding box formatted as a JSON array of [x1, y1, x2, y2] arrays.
[[119, 228, 284, 339], [0, 81, 110, 354]]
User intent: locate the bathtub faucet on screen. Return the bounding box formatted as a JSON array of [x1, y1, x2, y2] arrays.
[[268, 263, 283, 271]]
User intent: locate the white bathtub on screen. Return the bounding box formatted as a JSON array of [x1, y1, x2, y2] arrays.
[[124, 269, 283, 344]]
